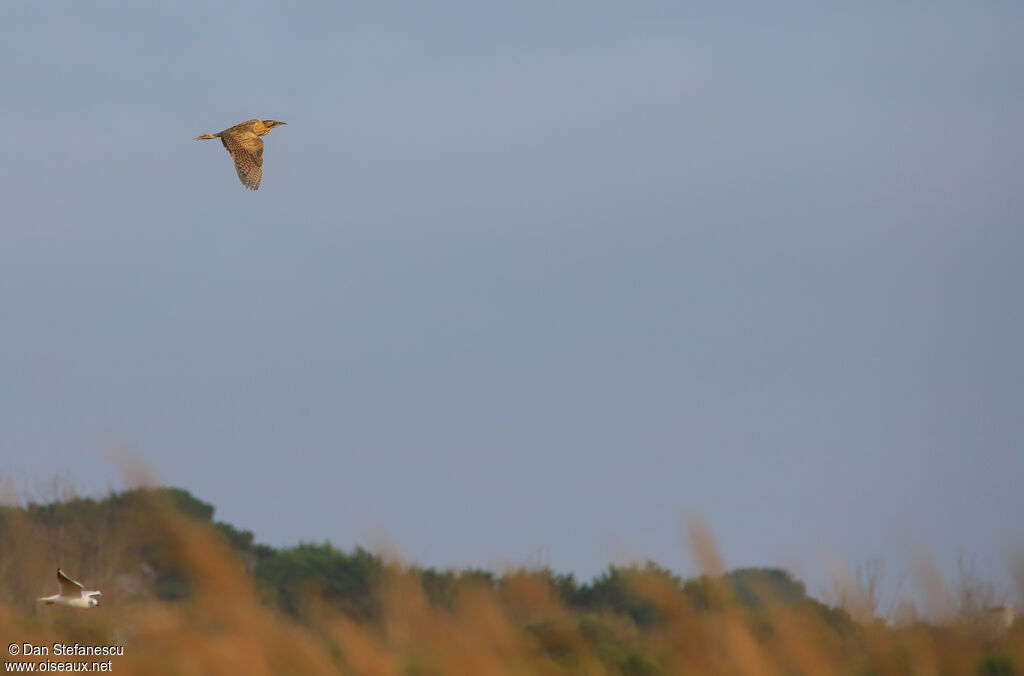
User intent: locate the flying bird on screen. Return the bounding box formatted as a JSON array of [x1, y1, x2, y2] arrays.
[[196, 119, 287, 190], [38, 569, 101, 609], [38, 569, 101, 610]]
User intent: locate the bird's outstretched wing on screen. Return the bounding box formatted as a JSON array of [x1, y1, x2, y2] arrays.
[[220, 132, 264, 190], [57, 569, 84, 596]]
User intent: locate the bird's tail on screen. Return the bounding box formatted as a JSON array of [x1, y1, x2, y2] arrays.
[[195, 133, 219, 140]]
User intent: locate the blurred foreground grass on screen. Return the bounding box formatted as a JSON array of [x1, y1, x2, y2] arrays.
[[0, 486, 1020, 675]]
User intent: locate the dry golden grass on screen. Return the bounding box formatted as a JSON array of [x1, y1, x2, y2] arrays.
[[0, 487, 1020, 675]]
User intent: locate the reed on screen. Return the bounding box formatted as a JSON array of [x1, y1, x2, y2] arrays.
[[0, 485, 1019, 675]]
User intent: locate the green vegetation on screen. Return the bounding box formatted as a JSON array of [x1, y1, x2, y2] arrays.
[[0, 487, 1019, 674], [0, 487, 829, 622]]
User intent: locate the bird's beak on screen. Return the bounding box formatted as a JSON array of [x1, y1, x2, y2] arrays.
[[276, 121, 287, 127]]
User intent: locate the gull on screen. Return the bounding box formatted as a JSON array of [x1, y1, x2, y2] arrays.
[[38, 569, 101, 608]]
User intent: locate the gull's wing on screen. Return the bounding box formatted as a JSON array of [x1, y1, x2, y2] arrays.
[[220, 131, 265, 190], [57, 569, 84, 596]]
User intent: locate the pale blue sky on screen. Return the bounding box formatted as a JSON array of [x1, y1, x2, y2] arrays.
[[1, 2, 1022, 599]]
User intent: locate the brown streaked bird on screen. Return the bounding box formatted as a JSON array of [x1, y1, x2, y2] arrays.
[[196, 119, 287, 190]]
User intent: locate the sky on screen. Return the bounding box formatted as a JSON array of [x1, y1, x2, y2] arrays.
[[2, 2, 1022, 603]]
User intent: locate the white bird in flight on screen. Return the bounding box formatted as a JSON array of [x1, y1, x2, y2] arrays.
[[38, 569, 101, 609]]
